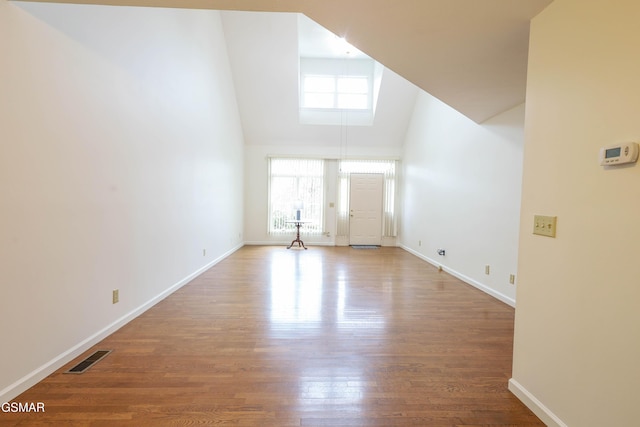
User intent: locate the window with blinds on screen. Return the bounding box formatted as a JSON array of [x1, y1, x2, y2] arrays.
[[268, 158, 325, 235]]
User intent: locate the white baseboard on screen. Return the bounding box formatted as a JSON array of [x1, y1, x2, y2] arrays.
[[508, 378, 567, 427], [399, 246, 562, 425], [400, 245, 515, 307], [0, 243, 244, 403], [244, 240, 335, 247]]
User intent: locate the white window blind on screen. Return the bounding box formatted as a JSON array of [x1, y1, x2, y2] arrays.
[[268, 158, 324, 235]]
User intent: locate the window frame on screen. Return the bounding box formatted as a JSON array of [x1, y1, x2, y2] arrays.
[[267, 158, 325, 235], [301, 74, 371, 111], [298, 57, 378, 126]]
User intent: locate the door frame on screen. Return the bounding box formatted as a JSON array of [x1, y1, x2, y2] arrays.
[[348, 173, 384, 246]]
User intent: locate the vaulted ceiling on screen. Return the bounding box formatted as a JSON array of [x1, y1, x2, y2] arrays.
[[16, 0, 553, 123], [221, 11, 420, 148]]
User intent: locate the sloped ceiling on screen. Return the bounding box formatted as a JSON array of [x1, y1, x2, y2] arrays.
[[221, 11, 419, 148], [16, 0, 553, 123]]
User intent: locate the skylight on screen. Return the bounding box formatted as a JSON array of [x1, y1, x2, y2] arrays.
[[298, 15, 382, 126], [302, 75, 370, 110]]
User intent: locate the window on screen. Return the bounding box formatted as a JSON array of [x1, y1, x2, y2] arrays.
[[268, 158, 324, 234], [299, 57, 381, 126], [302, 75, 370, 110]]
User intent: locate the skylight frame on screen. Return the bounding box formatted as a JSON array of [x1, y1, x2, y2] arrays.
[[298, 57, 378, 126], [302, 73, 372, 111]]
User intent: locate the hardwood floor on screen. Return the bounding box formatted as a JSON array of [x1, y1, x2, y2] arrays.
[[3, 246, 543, 426]]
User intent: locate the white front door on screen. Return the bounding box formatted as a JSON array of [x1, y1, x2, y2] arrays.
[[349, 173, 383, 246]]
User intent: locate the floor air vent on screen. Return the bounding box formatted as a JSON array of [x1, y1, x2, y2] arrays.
[[65, 350, 112, 374]]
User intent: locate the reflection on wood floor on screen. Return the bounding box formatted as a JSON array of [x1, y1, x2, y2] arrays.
[[7, 246, 544, 426]]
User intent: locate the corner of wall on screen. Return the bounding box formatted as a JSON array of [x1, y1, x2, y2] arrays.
[[508, 379, 568, 427]]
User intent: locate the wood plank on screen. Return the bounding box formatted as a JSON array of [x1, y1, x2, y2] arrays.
[[5, 246, 543, 426]]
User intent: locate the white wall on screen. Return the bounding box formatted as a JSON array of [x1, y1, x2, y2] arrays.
[[225, 10, 418, 248], [221, 11, 419, 150], [510, 1, 640, 426], [0, 2, 244, 401], [400, 92, 525, 306]]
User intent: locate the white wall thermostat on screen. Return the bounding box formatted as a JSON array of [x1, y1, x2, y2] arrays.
[[599, 142, 639, 166]]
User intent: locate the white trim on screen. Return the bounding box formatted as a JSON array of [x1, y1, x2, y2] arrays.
[[381, 236, 397, 247], [265, 154, 401, 161], [244, 241, 335, 247], [0, 243, 244, 403], [508, 378, 568, 427], [244, 241, 398, 248], [335, 236, 350, 246], [400, 245, 516, 307]]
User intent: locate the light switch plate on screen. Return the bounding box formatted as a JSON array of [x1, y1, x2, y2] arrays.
[[533, 215, 557, 238]]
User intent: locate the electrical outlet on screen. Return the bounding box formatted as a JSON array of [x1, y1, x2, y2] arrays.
[[533, 215, 557, 238], [418, 240, 422, 246], [509, 274, 516, 285], [485, 265, 490, 275], [112, 289, 119, 304], [203, 249, 206, 256]]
